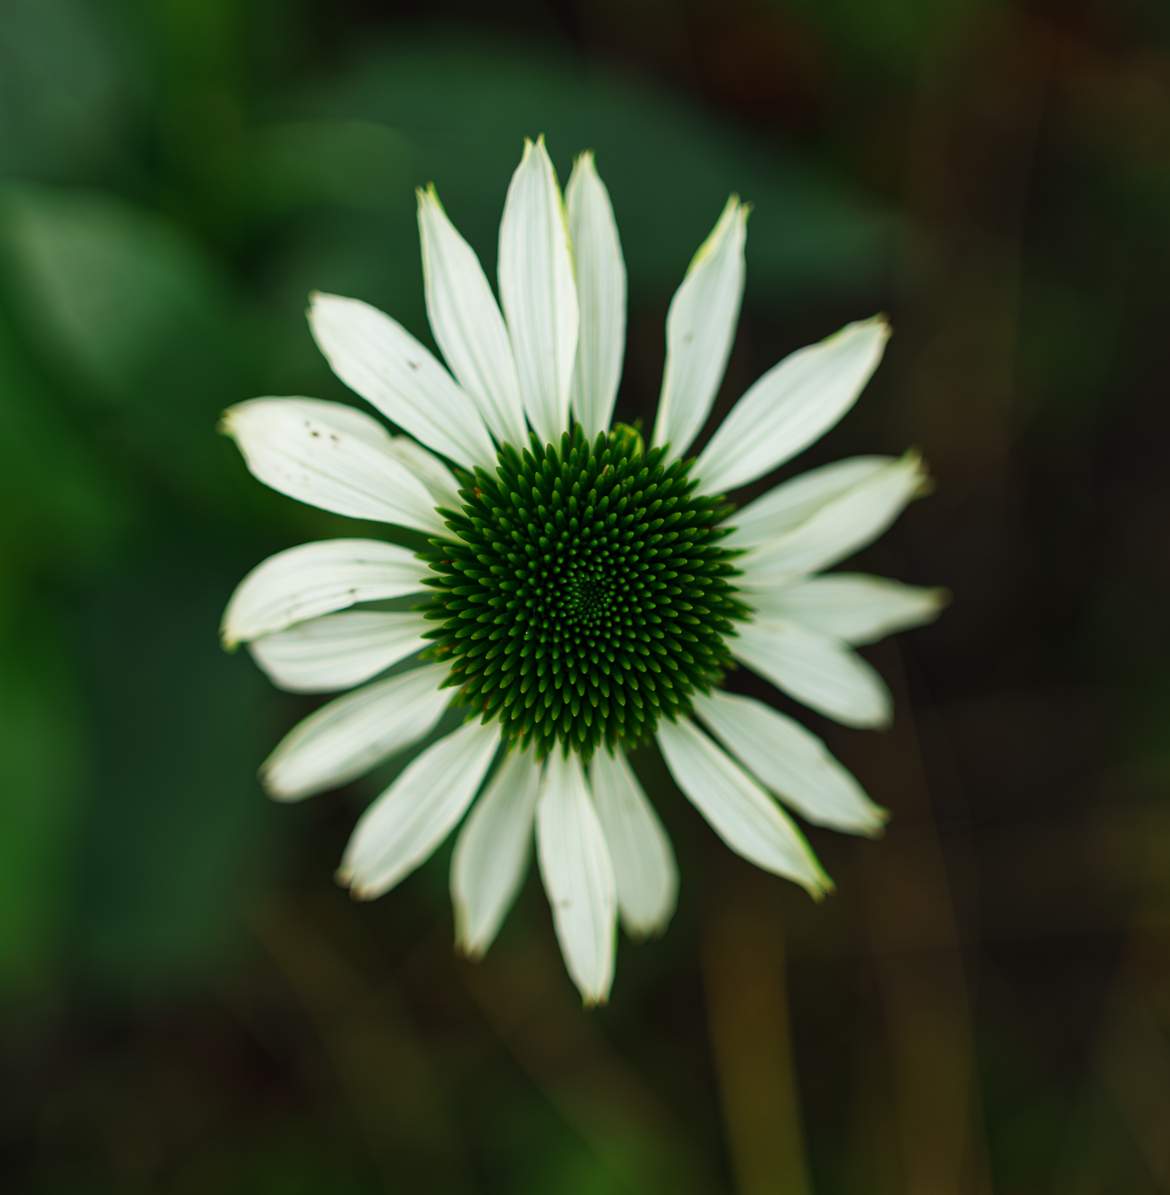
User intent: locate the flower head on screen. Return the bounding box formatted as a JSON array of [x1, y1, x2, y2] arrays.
[[221, 138, 946, 1005]]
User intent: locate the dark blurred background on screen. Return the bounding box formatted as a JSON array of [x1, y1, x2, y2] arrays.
[[4, 0, 1170, 1191]]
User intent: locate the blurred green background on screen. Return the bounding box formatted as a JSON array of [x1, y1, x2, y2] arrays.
[[4, 0, 1170, 1191]]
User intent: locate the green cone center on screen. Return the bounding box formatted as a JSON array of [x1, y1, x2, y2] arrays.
[[419, 426, 747, 760]]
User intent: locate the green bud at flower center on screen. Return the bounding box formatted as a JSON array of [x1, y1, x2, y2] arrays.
[[419, 425, 747, 760]]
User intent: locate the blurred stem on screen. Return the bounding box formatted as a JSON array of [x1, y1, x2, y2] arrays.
[[702, 862, 811, 1195], [460, 934, 716, 1195], [843, 645, 991, 1195], [249, 892, 475, 1195]]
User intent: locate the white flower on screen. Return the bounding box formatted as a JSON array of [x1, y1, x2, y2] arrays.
[[221, 138, 945, 1006]]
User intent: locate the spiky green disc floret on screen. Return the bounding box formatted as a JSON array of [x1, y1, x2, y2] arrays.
[[418, 425, 748, 760]]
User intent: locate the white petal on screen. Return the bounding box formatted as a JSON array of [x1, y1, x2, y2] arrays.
[[450, 748, 542, 958], [536, 751, 617, 1006], [498, 137, 579, 448], [732, 619, 892, 729], [248, 610, 431, 694], [566, 152, 626, 440], [693, 689, 887, 836], [726, 455, 893, 551], [262, 663, 451, 802], [222, 398, 446, 535], [651, 196, 747, 464], [695, 317, 890, 495], [656, 717, 829, 895], [589, 749, 678, 938], [308, 293, 497, 471], [735, 451, 930, 588], [417, 186, 528, 448], [340, 718, 501, 900], [379, 434, 463, 512], [221, 539, 430, 647], [748, 573, 948, 645]]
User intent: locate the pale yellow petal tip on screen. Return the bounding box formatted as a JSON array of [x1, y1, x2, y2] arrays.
[[581, 990, 610, 1010], [808, 872, 836, 902], [216, 406, 240, 438], [862, 807, 892, 839], [869, 311, 893, 339], [453, 935, 485, 963], [416, 182, 443, 211], [899, 446, 934, 497], [219, 617, 241, 651]]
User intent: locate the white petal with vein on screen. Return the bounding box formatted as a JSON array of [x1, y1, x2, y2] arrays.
[[222, 398, 445, 535], [566, 152, 626, 440], [536, 751, 617, 1005], [732, 619, 892, 728], [451, 748, 542, 958], [736, 452, 929, 588], [262, 663, 451, 802], [380, 434, 463, 512], [249, 610, 431, 694], [656, 717, 829, 895], [340, 718, 501, 900], [309, 293, 496, 471], [693, 690, 887, 836], [748, 574, 948, 645], [498, 137, 579, 448], [651, 196, 747, 464], [221, 539, 429, 647], [417, 187, 527, 447], [589, 749, 677, 937], [726, 456, 892, 551], [695, 317, 890, 494]]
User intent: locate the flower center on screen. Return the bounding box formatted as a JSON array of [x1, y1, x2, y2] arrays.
[[419, 426, 746, 759]]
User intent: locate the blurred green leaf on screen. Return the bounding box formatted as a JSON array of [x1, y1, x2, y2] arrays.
[[0, 590, 87, 988], [0, 0, 128, 181], [251, 35, 895, 336], [250, 120, 412, 213], [0, 183, 261, 518], [75, 561, 277, 986]]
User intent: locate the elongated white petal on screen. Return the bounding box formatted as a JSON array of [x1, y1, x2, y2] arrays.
[[693, 690, 887, 836], [451, 748, 542, 958], [726, 456, 893, 551], [379, 434, 462, 512], [651, 197, 747, 464], [309, 293, 496, 471], [732, 619, 892, 729], [498, 137, 579, 448], [696, 317, 890, 494], [589, 749, 677, 938], [222, 398, 446, 535], [248, 610, 431, 694], [736, 452, 930, 588], [262, 663, 451, 801], [417, 187, 527, 447], [656, 718, 829, 896], [340, 718, 501, 900], [566, 152, 626, 440], [536, 751, 617, 1006], [221, 539, 429, 647], [748, 574, 948, 645]]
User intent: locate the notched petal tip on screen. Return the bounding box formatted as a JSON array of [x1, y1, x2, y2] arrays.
[[216, 407, 241, 438], [807, 871, 836, 902], [454, 937, 486, 963]]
